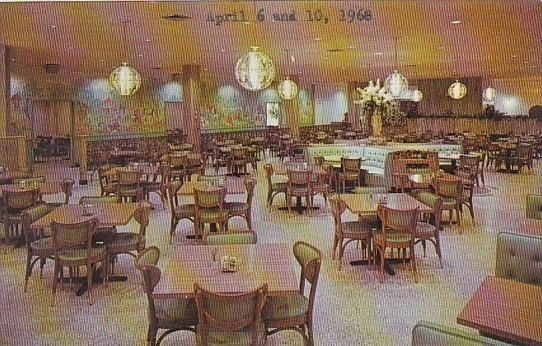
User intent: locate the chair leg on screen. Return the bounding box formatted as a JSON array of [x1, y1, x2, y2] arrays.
[[24, 252, 33, 292], [379, 246, 385, 283], [338, 239, 344, 271], [87, 263, 93, 306], [147, 325, 158, 346], [307, 320, 315, 346], [169, 218, 176, 244], [411, 243, 418, 283], [435, 236, 444, 269], [51, 263, 59, 307], [332, 235, 338, 260]]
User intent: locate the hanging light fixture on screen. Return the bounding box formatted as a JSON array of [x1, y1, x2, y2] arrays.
[[109, 20, 142, 96], [277, 49, 298, 100], [384, 37, 409, 98], [483, 86, 496, 102], [448, 80, 467, 100], [411, 89, 423, 102], [234, 46, 275, 91]]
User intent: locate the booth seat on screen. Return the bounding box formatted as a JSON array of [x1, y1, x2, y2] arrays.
[[306, 144, 462, 188], [412, 321, 510, 345]]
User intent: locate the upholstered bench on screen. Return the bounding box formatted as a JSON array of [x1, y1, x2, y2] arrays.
[[412, 321, 510, 345]]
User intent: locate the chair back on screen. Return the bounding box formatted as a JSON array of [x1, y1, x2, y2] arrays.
[[135, 246, 161, 268], [516, 144, 532, 159], [169, 154, 186, 169], [378, 205, 418, 236], [134, 202, 151, 249], [313, 156, 325, 166], [51, 218, 98, 254], [21, 203, 58, 250], [434, 177, 463, 199], [293, 241, 322, 321], [263, 164, 274, 186], [495, 232, 542, 287], [232, 147, 246, 159], [244, 177, 257, 206], [204, 232, 257, 245], [416, 192, 442, 231], [194, 283, 268, 346], [459, 155, 480, 173], [116, 169, 142, 186], [194, 187, 226, 209], [329, 195, 347, 234], [136, 263, 162, 328], [287, 168, 312, 186], [4, 188, 39, 210], [341, 157, 361, 173]]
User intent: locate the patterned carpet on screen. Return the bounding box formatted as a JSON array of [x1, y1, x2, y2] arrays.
[[1, 157, 540, 345]]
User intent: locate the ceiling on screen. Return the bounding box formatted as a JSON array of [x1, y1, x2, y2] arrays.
[[0, 0, 541, 87]]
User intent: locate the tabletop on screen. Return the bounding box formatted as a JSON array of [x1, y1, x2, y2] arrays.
[[177, 176, 246, 196], [457, 276, 542, 345], [104, 165, 158, 178], [340, 192, 433, 215], [31, 203, 138, 230], [153, 243, 299, 299], [274, 163, 327, 176], [0, 182, 62, 197], [110, 150, 141, 157], [408, 172, 462, 186], [0, 170, 31, 182]]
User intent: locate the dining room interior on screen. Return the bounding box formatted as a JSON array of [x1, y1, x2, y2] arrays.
[[0, 0, 541, 345]]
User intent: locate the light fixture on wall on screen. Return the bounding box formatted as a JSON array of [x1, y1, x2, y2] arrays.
[[448, 80, 467, 100], [234, 46, 276, 91], [277, 49, 298, 100], [411, 89, 423, 102], [483, 86, 496, 102], [384, 37, 409, 98], [109, 20, 142, 96]]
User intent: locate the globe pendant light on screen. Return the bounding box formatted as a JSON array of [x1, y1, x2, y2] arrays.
[[277, 49, 298, 100], [448, 80, 467, 100], [483, 86, 496, 102], [411, 89, 423, 102], [109, 20, 142, 96], [235, 46, 276, 91], [384, 37, 408, 98]]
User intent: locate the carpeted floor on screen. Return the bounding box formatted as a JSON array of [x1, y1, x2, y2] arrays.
[[1, 156, 540, 345]]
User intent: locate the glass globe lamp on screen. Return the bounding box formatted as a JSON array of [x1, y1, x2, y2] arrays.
[[277, 77, 298, 100], [109, 62, 142, 96], [448, 80, 467, 100], [384, 70, 408, 98], [411, 89, 423, 102], [234, 46, 276, 91], [483, 87, 496, 102]]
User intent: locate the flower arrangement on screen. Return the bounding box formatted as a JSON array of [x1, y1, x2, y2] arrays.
[[356, 79, 394, 110]]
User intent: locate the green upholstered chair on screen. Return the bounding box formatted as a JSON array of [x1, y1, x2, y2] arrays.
[[203, 232, 257, 245], [495, 232, 542, 287], [107, 202, 151, 273], [135, 247, 197, 346], [167, 181, 195, 244], [21, 203, 60, 292], [51, 218, 107, 306], [263, 164, 287, 207], [329, 195, 371, 271], [97, 164, 118, 197], [434, 177, 463, 226], [415, 191, 444, 268], [337, 157, 362, 193], [116, 168, 143, 203], [526, 194, 542, 220], [412, 321, 510, 345], [194, 283, 267, 346], [225, 177, 256, 231], [2, 188, 40, 242], [194, 186, 228, 239], [264, 241, 322, 346]]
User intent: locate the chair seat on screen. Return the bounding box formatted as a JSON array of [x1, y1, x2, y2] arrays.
[[359, 215, 380, 229], [198, 322, 265, 346], [341, 221, 372, 238], [338, 172, 359, 180], [373, 232, 412, 244], [311, 183, 330, 192], [118, 187, 141, 196], [224, 202, 249, 213], [57, 245, 106, 263], [198, 208, 229, 221], [31, 237, 53, 252], [415, 222, 436, 238], [288, 186, 310, 194], [263, 294, 308, 321], [271, 182, 287, 192], [107, 232, 139, 250], [155, 297, 198, 327], [441, 197, 459, 208], [174, 204, 196, 218]]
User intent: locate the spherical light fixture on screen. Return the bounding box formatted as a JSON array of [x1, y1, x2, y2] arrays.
[[483, 87, 497, 102], [109, 62, 142, 96], [384, 70, 409, 98], [234, 46, 276, 91], [448, 80, 467, 100], [277, 77, 298, 100], [411, 89, 423, 102]]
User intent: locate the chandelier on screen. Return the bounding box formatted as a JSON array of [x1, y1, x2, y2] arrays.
[[448, 80, 467, 100], [411, 89, 423, 102], [277, 49, 298, 100], [109, 20, 142, 96], [483, 87, 496, 102], [384, 37, 408, 98], [234, 46, 275, 91]]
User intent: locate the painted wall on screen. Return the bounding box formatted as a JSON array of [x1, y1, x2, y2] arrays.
[[314, 83, 348, 125], [493, 78, 542, 115]]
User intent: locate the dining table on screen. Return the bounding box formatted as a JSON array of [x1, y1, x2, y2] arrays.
[[0, 170, 32, 184], [0, 182, 62, 198], [457, 276, 542, 345], [153, 243, 299, 299], [177, 176, 246, 196], [273, 163, 326, 214]]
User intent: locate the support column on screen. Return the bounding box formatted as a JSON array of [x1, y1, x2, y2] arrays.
[[77, 135, 88, 185], [347, 81, 360, 130], [181, 65, 202, 152], [282, 75, 300, 138], [0, 45, 9, 137]]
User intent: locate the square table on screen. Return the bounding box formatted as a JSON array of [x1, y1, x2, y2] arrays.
[[457, 276, 542, 345], [340, 192, 432, 216], [153, 243, 299, 299], [177, 176, 246, 196]]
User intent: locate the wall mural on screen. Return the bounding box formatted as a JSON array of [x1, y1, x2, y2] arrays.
[[298, 88, 314, 126], [9, 76, 35, 136]]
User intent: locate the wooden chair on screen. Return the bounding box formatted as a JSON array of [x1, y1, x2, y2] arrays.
[[167, 181, 195, 244], [511, 144, 533, 172], [97, 164, 118, 196], [264, 164, 287, 207], [194, 186, 228, 239], [329, 195, 372, 270], [194, 283, 268, 346], [107, 202, 151, 274], [51, 218, 107, 306], [2, 188, 40, 242], [116, 169, 143, 203], [225, 178, 256, 231], [264, 241, 322, 346], [203, 231, 257, 245], [231, 147, 248, 175], [310, 168, 331, 207], [434, 177, 463, 225], [185, 154, 205, 177], [135, 247, 197, 346], [337, 157, 362, 193], [455, 169, 476, 221], [286, 168, 312, 213], [375, 205, 419, 283], [145, 164, 170, 207], [415, 192, 444, 268], [457, 154, 481, 187], [21, 203, 59, 292]]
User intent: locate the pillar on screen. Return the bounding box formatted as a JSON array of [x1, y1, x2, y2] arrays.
[[77, 135, 88, 185], [181, 65, 202, 152], [347, 81, 360, 130], [282, 75, 300, 138], [0, 45, 9, 137]]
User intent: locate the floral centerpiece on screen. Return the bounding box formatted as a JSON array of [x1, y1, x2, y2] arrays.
[[355, 79, 405, 137]]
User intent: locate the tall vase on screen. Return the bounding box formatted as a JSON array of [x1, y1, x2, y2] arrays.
[[363, 107, 373, 137], [372, 108, 383, 137]]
